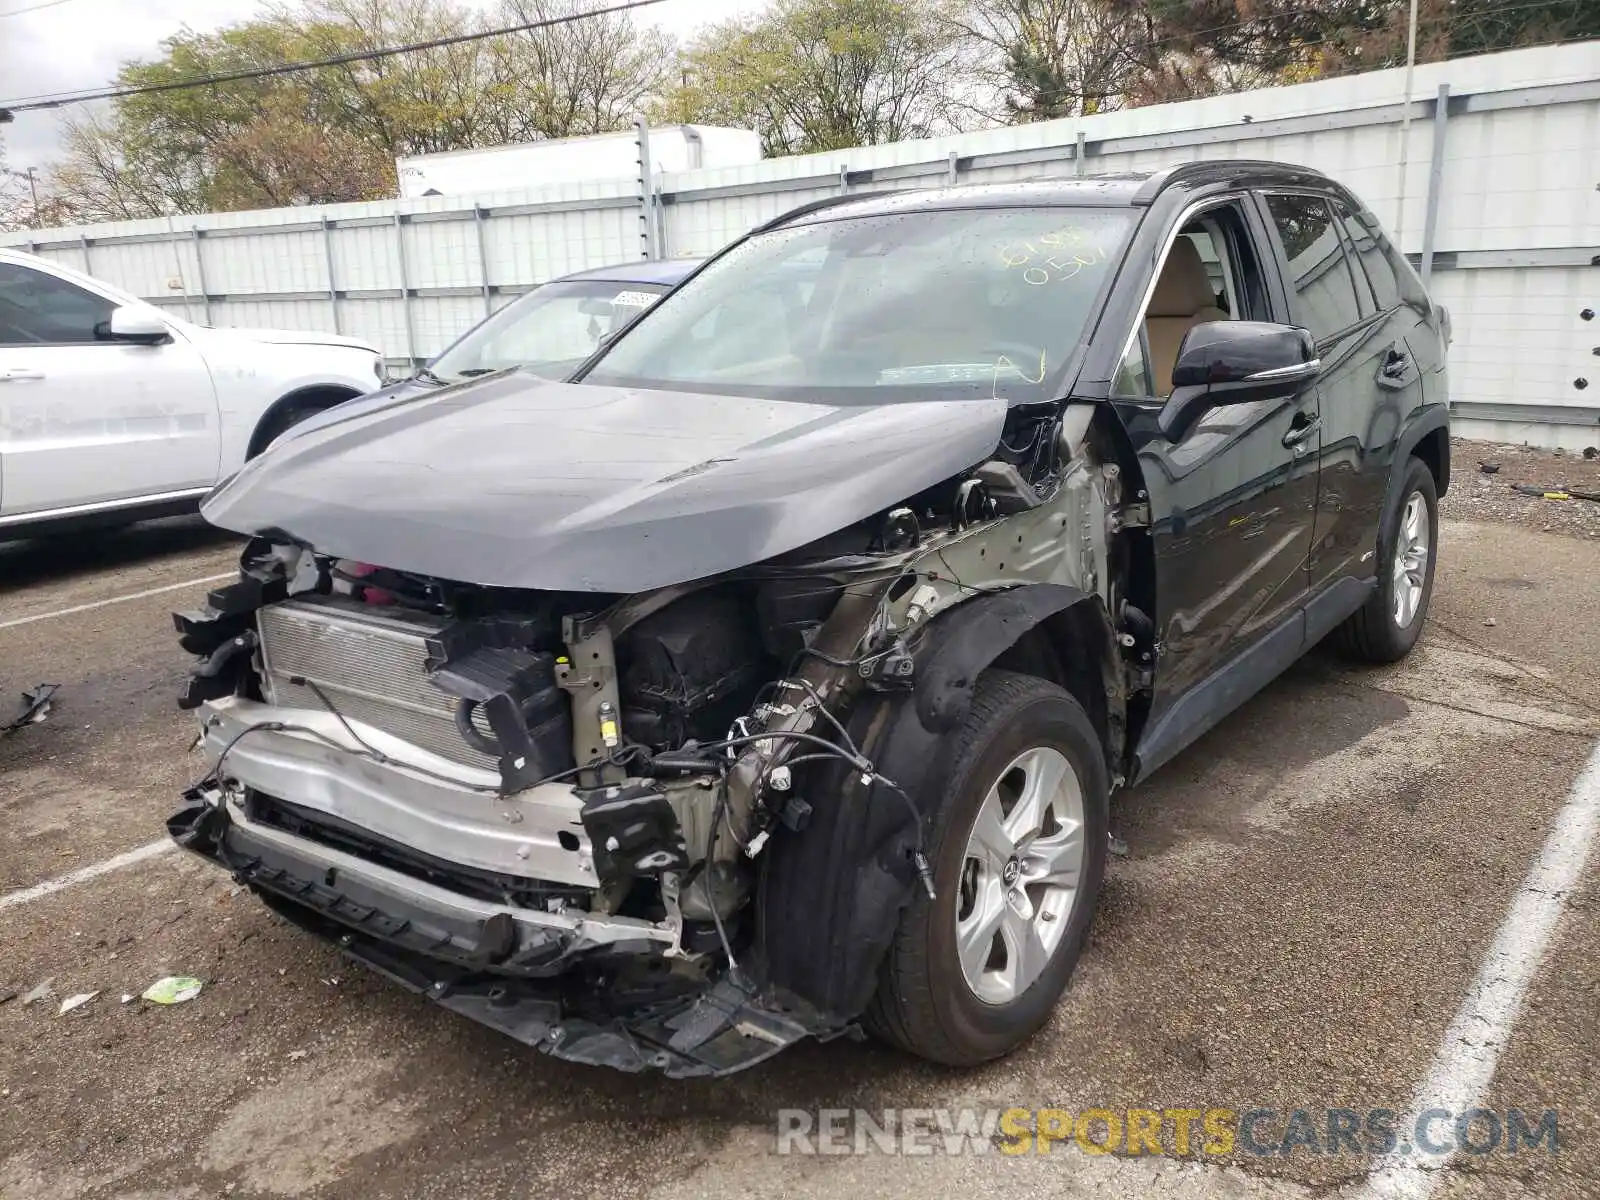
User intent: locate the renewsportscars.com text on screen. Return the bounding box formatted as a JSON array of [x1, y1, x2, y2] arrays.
[[774, 1107, 1561, 1158]]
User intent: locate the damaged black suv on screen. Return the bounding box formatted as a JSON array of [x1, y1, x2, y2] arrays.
[[169, 162, 1449, 1077]]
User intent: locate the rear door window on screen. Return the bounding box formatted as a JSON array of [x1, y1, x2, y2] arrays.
[[1261, 194, 1365, 347], [1331, 199, 1400, 314]]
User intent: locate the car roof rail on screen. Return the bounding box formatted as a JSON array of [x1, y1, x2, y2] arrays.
[[1130, 159, 1332, 205], [751, 193, 871, 233]]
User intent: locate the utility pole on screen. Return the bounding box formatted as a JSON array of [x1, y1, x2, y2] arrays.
[[4, 166, 40, 225], [1392, 0, 1421, 244]]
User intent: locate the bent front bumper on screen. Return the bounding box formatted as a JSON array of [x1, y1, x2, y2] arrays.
[[169, 790, 825, 1077], [194, 695, 597, 886]]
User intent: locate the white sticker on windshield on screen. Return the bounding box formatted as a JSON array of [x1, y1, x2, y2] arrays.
[[610, 290, 659, 309]]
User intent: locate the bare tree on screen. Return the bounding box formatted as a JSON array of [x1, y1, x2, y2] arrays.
[[0, 137, 35, 232], [48, 113, 206, 222], [488, 0, 678, 142], [948, 0, 1148, 121]]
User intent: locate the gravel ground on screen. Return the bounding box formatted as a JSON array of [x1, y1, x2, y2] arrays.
[[1441, 438, 1600, 540], [5, 514, 1600, 1198]]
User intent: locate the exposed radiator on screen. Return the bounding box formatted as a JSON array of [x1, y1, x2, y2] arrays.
[[257, 598, 496, 771]]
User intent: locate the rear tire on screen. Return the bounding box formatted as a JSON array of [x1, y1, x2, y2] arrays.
[[1332, 456, 1438, 663], [865, 671, 1108, 1066]]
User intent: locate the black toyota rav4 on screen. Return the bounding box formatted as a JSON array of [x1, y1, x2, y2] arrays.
[[169, 161, 1449, 1076]]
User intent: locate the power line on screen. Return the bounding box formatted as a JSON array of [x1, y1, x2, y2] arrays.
[[0, 0, 84, 18], [0, 0, 1581, 116], [0, 0, 673, 111]]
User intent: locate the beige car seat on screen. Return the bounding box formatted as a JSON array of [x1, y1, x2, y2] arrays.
[[1145, 237, 1230, 394]]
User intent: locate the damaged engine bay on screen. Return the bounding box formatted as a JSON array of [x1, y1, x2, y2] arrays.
[[169, 388, 1138, 1077]]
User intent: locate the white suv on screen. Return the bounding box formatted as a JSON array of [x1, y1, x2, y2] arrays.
[[0, 247, 384, 538]]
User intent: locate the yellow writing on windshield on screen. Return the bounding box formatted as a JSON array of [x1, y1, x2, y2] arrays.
[[999, 227, 1108, 285]]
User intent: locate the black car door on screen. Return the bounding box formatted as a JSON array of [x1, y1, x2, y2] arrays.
[[1107, 195, 1321, 769], [1257, 191, 1413, 607]]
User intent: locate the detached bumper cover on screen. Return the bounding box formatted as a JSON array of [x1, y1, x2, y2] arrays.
[[169, 791, 831, 1077]]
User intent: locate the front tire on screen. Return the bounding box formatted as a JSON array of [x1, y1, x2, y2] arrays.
[[1333, 456, 1439, 663], [865, 671, 1108, 1066]]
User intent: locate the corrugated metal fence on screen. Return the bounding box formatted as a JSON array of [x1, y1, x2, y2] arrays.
[[4, 41, 1598, 447]]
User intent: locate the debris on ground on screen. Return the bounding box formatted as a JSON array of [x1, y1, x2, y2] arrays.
[[1441, 438, 1600, 539], [141, 976, 204, 1005], [287, 1049, 309, 1061], [0, 987, 18, 1006], [2, 683, 60, 735], [1479, 460, 1501, 474], [58, 992, 98, 1016], [20, 979, 54, 1007], [1510, 483, 1600, 503]]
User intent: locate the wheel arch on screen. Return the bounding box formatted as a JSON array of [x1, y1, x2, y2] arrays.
[[1410, 421, 1450, 497], [753, 584, 1123, 1024], [246, 383, 363, 459], [1367, 404, 1451, 549]]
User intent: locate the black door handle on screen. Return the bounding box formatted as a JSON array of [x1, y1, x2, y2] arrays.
[[1381, 349, 1409, 378]]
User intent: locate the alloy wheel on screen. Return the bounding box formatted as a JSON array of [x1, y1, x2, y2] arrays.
[[954, 746, 1086, 1005], [1392, 491, 1431, 629]]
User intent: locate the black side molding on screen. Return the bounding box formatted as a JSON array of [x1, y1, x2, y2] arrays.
[[1130, 576, 1374, 783]]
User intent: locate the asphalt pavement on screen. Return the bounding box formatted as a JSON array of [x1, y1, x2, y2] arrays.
[[2, 512, 1597, 1200]]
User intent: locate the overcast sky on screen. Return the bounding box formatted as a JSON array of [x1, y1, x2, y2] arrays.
[[0, 0, 758, 167]]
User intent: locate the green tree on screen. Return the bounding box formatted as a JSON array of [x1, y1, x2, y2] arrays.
[[46, 0, 676, 220], [656, 0, 973, 156]]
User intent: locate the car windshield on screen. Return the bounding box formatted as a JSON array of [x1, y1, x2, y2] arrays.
[[428, 279, 670, 382], [584, 206, 1136, 402]]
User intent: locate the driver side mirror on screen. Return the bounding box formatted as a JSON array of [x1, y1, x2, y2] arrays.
[[99, 305, 170, 346], [1158, 321, 1319, 441]]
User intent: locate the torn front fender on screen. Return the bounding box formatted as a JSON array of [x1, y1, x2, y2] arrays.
[[754, 583, 1098, 1023]]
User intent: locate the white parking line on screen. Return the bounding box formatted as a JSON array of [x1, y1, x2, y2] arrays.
[[0, 838, 176, 910], [1361, 738, 1600, 1199], [0, 573, 235, 632]]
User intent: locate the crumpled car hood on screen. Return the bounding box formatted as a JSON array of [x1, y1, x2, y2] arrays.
[[201, 371, 1007, 592]]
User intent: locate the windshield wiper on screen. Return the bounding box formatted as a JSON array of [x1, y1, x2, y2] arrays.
[[413, 366, 450, 386], [455, 368, 497, 377]]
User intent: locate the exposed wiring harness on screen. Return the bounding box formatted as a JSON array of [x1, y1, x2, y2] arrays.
[[725, 680, 937, 902]]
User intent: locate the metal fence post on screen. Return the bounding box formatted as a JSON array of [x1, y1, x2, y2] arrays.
[[946, 151, 959, 186], [1074, 130, 1087, 176], [190, 228, 212, 326], [634, 115, 659, 261], [1420, 83, 1451, 286], [393, 212, 415, 367], [837, 164, 849, 195], [78, 234, 92, 274], [474, 206, 493, 318], [320, 215, 342, 334]]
